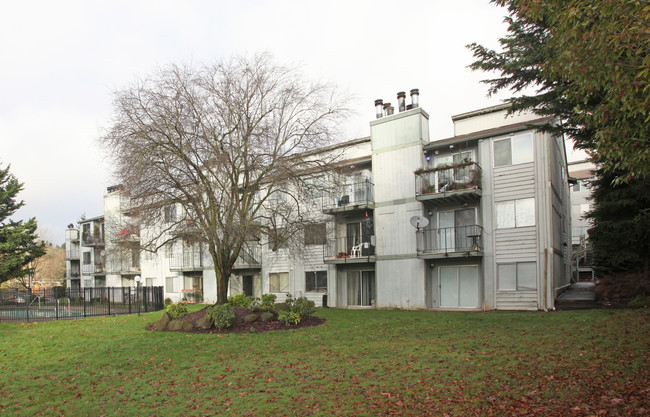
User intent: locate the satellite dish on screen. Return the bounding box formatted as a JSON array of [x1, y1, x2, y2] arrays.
[[409, 215, 429, 229]]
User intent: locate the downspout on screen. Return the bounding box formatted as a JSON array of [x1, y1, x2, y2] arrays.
[[544, 248, 548, 311]]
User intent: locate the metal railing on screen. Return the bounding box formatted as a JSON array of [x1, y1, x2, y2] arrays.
[[323, 236, 375, 261], [234, 242, 262, 267], [82, 263, 105, 274], [416, 225, 483, 254], [322, 180, 374, 210], [415, 162, 481, 195], [0, 286, 164, 322], [82, 233, 105, 246], [170, 250, 204, 270]]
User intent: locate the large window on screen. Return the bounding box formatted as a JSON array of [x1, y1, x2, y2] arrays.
[[166, 276, 178, 293], [304, 223, 327, 245], [164, 205, 177, 223], [269, 272, 289, 293], [494, 133, 533, 167], [496, 198, 535, 228], [498, 262, 537, 291], [82, 252, 91, 265], [305, 271, 327, 292]]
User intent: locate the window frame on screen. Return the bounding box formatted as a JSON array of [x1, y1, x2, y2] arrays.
[[269, 272, 289, 293], [493, 133, 533, 167], [305, 270, 327, 293], [497, 261, 537, 291]]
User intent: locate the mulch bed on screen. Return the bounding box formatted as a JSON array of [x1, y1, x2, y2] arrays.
[[149, 306, 326, 334]]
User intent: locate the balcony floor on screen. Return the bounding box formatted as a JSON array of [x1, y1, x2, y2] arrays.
[[417, 250, 483, 259], [416, 188, 481, 206], [324, 255, 376, 264]]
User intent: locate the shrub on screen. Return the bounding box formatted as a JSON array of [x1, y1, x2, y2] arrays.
[[261, 293, 277, 309], [292, 297, 315, 319], [228, 292, 253, 308], [278, 310, 301, 326], [207, 303, 235, 330], [164, 298, 173, 307], [274, 302, 290, 313], [166, 302, 189, 318]]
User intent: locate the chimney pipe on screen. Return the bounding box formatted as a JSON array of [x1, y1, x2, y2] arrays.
[[383, 102, 393, 116], [375, 99, 384, 119], [397, 91, 406, 112], [410, 88, 419, 108]]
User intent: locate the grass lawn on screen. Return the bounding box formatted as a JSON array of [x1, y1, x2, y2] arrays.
[[1, 307, 648, 416]]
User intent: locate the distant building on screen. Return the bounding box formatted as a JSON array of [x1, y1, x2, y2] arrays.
[[66, 94, 572, 310]]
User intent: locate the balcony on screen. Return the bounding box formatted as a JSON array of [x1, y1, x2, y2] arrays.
[[323, 236, 376, 264], [66, 229, 79, 242], [113, 226, 140, 243], [82, 263, 106, 275], [322, 180, 374, 215], [415, 162, 482, 205], [65, 249, 80, 260], [170, 250, 205, 271], [82, 233, 105, 247], [416, 225, 484, 258], [233, 243, 262, 270]]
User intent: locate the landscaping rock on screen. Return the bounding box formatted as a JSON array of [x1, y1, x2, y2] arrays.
[[274, 302, 290, 312], [261, 312, 275, 322], [244, 314, 259, 323], [168, 319, 194, 332], [154, 311, 172, 331], [196, 314, 213, 330]]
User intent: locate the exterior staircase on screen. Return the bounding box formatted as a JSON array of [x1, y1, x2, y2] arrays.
[[555, 282, 599, 310]]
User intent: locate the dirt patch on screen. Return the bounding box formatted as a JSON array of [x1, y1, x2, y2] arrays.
[[148, 306, 326, 334]]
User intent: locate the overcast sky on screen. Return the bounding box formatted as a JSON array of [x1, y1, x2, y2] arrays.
[[1, 0, 517, 244]]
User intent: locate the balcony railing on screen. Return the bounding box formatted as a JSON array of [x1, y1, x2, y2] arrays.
[[82, 233, 105, 246], [323, 236, 375, 262], [233, 243, 262, 268], [415, 162, 482, 196], [82, 263, 106, 274], [170, 250, 205, 270], [416, 225, 483, 255], [322, 180, 374, 211]]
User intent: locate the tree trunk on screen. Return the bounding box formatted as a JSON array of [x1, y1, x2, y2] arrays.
[[215, 267, 230, 305]]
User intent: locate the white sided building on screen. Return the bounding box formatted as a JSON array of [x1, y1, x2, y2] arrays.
[[66, 96, 572, 310]]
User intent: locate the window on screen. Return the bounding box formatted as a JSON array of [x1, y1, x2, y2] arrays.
[[494, 133, 533, 167], [498, 262, 537, 291], [305, 271, 327, 292], [269, 272, 289, 293], [82, 252, 91, 265], [304, 223, 327, 245], [496, 198, 535, 228], [164, 205, 177, 223], [573, 181, 581, 192], [166, 276, 178, 293]]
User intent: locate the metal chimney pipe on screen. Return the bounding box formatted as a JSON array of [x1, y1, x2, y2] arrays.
[[383, 102, 392, 116], [387, 105, 394, 116], [375, 99, 384, 119], [397, 91, 406, 112], [410, 88, 419, 108]]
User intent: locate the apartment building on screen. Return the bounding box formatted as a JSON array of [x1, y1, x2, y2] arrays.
[[66, 95, 571, 310]]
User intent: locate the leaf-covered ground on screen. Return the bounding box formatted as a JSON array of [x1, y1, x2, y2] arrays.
[[1, 307, 648, 416]]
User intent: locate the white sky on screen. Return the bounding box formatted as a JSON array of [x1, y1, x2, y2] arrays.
[[0, 0, 516, 244]]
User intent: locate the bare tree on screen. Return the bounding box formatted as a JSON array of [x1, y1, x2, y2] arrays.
[[100, 54, 349, 304]]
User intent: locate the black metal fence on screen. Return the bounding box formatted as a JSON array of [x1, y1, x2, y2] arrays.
[[0, 286, 164, 323]]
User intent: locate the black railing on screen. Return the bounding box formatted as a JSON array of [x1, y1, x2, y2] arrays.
[[0, 286, 164, 322], [323, 236, 375, 261], [415, 162, 482, 195], [322, 180, 374, 210], [416, 225, 483, 254]]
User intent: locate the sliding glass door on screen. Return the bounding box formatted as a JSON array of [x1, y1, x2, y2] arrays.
[[347, 271, 376, 306]]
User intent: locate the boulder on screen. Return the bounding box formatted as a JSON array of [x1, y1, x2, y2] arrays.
[[154, 311, 172, 331], [244, 314, 259, 323], [196, 314, 213, 330], [261, 312, 275, 322]]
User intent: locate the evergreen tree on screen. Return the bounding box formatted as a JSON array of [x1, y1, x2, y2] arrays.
[[587, 172, 650, 278], [467, 0, 648, 181], [0, 163, 46, 285]]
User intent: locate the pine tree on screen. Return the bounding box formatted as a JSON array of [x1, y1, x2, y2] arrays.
[[587, 171, 650, 278], [0, 163, 46, 285]]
